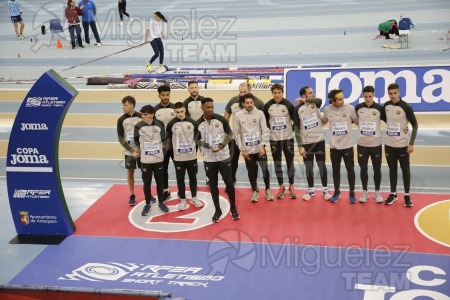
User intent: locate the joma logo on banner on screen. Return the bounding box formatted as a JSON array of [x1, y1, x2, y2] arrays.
[[286, 66, 450, 112]]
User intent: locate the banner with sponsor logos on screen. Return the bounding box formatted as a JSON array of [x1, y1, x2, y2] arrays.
[[6, 70, 77, 239], [8, 236, 450, 300], [285, 65, 450, 112]]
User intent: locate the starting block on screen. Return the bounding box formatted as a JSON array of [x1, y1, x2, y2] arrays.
[[398, 30, 410, 49]]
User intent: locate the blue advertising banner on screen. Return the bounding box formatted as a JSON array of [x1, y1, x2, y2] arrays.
[[285, 65, 450, 112], [9, 236, 450, 300], [6, 70, 78, 238]]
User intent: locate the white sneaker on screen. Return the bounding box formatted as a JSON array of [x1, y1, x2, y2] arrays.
[[359, 190, 369, 203], [118, 21, 123, 26], [322, 189, 332, 200], [251, 191, 259, 203], [375, 191, 383, 203], [20, 34, 26, 39], [155, 66, 166, 73], [265, 189, 274, 201], [178, 199, 188, 211], [129, 18, 135, 25], [190, 197, 203, 207], [94, 42, 102, 47], [302, 189, 316, 200]]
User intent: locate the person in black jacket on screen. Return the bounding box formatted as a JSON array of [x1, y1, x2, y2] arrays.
[[117, 0, 134, 26]]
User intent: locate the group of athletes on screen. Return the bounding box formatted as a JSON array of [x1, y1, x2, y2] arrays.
[[117, 80, 418, 223]]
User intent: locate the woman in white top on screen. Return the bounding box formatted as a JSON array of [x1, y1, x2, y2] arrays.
[[145, 11, 167, 73]]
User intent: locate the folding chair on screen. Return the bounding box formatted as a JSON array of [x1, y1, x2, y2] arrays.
[[49, 19, 68, 44]]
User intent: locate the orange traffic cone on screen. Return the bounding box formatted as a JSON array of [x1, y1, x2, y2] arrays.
[[56, 38, 63, 49]]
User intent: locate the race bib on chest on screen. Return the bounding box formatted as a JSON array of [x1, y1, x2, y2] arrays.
[[176, 139, 193, 154], [332, 121, 348, 136], [207, 133, 222, 148], [360, 121, 376, 136], [244, 132, 260, 146], [272, 116, 287, 130], [126, 131, 134, 144], [144, 141, 160, 155], [302, 114, 319, 130], [386, 122, 401, 136]]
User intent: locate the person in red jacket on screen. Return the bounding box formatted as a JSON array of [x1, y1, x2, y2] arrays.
[[65, 0, 84, 49]]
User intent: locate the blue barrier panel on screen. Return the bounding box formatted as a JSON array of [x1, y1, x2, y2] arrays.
[[285, 65, 450, 112], [6, 70, 78, 243], [9, 236, 450, 300]]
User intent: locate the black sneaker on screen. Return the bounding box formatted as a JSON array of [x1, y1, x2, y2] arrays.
[[149, 195, 156, 203], [141, 204, 151, 216], [385, 194, 398, 205], [230, 208, 240, 220], [163, 191, 171, 202], [158, 202, 169, 213], [404, 195, 413, 207], [128, 194, 136, 206], [212, 210, 222, 223]]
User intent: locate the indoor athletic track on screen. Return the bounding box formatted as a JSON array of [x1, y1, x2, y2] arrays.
[[7, 184, 450, 299], [1, 0, 450, 298], [2, 91, 450, 299]]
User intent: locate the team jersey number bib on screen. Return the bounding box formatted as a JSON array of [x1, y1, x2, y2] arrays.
[[176, 139, 193, 154], [144, 141, 160, 155], [386, 122, 401, 136], [360, 121, 376, 136], [126, 131, 134, 145], [244, 132, 260, 146], [207, 133, 222, 148], [302, 114, 319, 130], [331, 121, 348, 136], [272, 116, 287, 130]]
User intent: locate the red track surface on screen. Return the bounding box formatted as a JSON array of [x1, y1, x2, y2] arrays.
[[74, 184, 450, 255]]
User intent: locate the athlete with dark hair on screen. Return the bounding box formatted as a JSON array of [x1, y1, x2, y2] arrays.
[[383, 83, 418, 207], [195, 98, 240, 222]]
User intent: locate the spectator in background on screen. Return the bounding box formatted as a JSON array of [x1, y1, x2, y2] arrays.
[[78, 0, 101, 46], [118, 0, 134, 26], [7, 0, 26, 40], [145, 11, 168, 73], [376, 19, 399, 39], [65, 0, 84, 49]]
